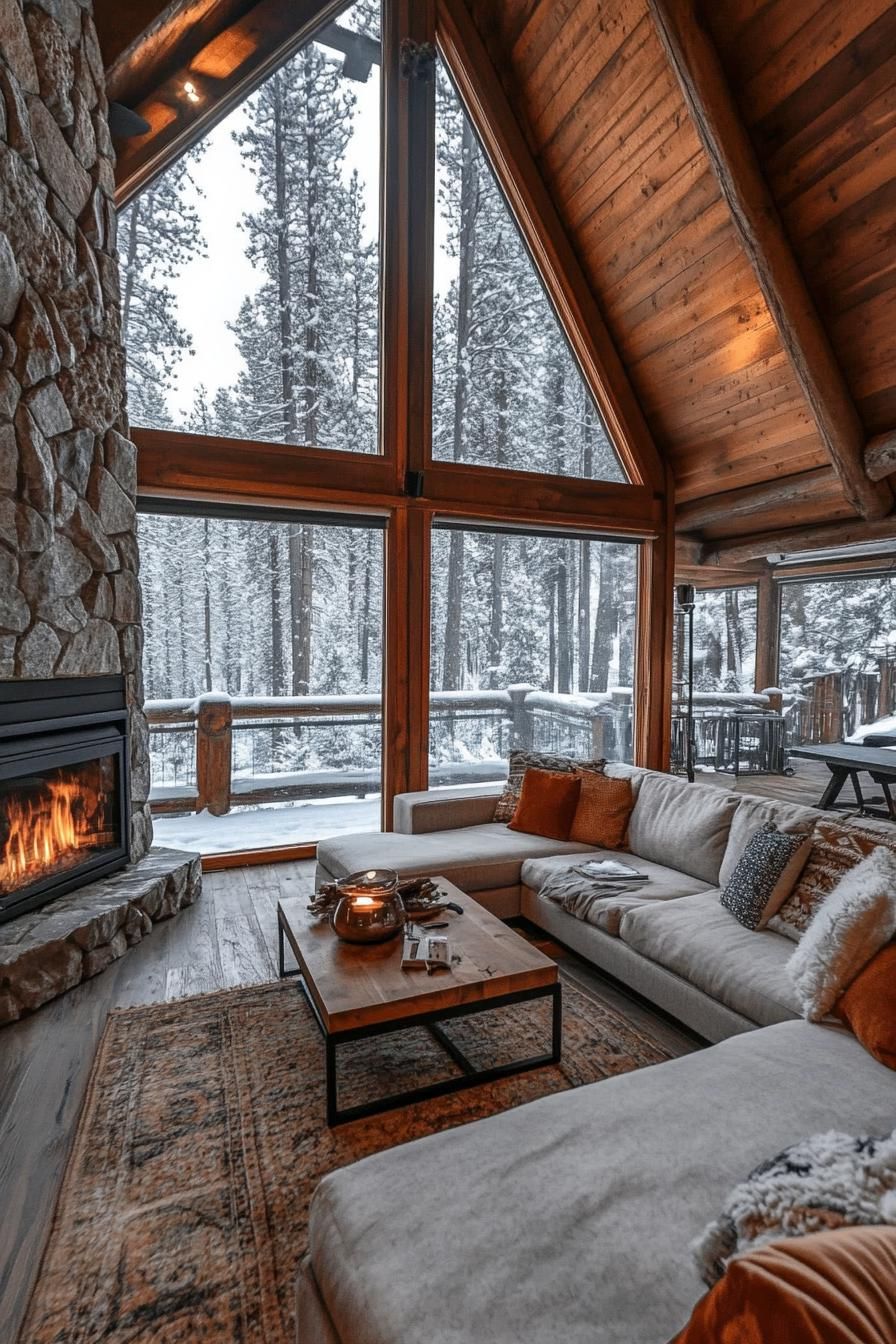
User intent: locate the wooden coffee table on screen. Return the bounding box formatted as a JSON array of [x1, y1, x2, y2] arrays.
[[277, 878, 561, 1125]]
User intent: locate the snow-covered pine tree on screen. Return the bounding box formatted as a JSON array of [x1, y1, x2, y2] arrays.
[[119, 150, 206, 428]]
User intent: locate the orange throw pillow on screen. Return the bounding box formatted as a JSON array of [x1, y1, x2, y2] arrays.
[[507, 768, 581, 841], [672, 1226, 896, 1344], [835, 941, 896, 1069], [569, 772, 633, 848]]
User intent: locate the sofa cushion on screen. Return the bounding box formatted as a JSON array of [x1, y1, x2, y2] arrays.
[[316, 823, 597, 894], [620, 890, 801, 1026], [521, 853, 712, 936], [719, 794, 821, 887], [627, 775, 740, 885], [522, 850, 712, 902], [508, 767, 582, 839], [305, 1022, 896, 1344], [672, 1226, 896, 1344], [768, 819, 896, 942]]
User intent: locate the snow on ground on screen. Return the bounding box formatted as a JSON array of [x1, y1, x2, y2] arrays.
[[846, 715, 896, 746], [152, 796, 381, 854], [151, 780, 503, 855]]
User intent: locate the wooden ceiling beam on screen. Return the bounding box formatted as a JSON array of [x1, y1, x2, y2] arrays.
[[865, 431, 896, 482], [648, 0, 892, 522], [99, 1, 249, 102], [674, 467, 836, 533], [702, 516, 896, 568], [112, 0, 345, 205], [438, 0, 665, 496]]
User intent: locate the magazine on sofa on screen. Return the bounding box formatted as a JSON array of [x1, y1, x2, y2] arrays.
[[575, 859, 649, 883]]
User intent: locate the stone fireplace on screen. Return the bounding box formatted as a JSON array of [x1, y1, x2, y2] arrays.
[[0, 675, 130, 921], [0, 1, 200, 1023]]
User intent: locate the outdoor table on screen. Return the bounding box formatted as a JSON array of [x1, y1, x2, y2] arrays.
[[789, 743, 896, 820]]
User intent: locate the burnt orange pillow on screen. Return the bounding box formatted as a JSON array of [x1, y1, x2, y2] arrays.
[[672, 1226, 896, 1344], [569, 772, 633, 848], [507, 768, 581, 841], [835, 941, 896, 1069]]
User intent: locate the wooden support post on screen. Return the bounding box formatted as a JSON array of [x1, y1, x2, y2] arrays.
[[635, 466, 675, 771], [195, 693, 233, 816], [878, 659, 892, 720], [590, 713, 607, 761], [754, 572, 780, 694], [648, 0, 891, 521], [508, 685, 533, 751]]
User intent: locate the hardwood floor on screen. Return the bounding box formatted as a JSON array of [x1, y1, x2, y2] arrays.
[[0, 857, 700, 1341], [701, 758, 832, 807]]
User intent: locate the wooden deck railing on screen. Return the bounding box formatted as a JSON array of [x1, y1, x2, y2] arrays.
[[145, 686, 787, 816]]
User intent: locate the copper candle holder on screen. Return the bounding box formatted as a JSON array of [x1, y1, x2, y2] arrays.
[[330, 868, 405, 944]]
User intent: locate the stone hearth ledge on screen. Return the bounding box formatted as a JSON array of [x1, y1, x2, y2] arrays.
[[0, 847, 201, 1025]]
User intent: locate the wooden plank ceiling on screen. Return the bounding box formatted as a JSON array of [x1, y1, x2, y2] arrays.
[[97, 0, 896, 559]]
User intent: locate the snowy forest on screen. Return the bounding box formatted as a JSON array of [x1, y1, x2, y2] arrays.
[[674, 586, 758, 696], [123, 1, 641, 845]]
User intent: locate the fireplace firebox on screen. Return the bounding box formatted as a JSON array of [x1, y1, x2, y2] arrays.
[[0, 677, 131, 924]]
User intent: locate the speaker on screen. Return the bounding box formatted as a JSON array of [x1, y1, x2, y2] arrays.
[[675, 583, 696, 612], [404, 470, 424, 498]]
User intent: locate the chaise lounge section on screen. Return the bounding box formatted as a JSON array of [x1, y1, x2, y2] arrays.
[[302, 766, 896, 1342]]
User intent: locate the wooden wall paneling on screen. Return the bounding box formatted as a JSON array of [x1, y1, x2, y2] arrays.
[[754, 570, 781, 691], [437, 0, 666, 495], [647, 0, 892, 520]]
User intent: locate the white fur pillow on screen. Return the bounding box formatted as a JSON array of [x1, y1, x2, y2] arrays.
[[787, 846, 896, 1020]]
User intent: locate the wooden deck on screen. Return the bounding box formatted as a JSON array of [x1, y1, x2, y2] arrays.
[[0, 858, 699, 1342], [699, 758, 834, 809]]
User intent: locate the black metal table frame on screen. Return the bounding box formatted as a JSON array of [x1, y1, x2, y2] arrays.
[[278, 916, 562, 1126], [789, 745, 896, 820]]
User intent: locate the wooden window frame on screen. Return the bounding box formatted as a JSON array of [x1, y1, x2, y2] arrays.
[[132, 0, 672, 867]]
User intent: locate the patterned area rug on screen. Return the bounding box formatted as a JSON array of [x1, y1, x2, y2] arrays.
[[20, 974, 672, 1343]]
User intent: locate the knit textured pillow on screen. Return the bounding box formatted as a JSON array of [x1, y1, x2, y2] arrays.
[[767, 820, 893, 941], [720, 823, 812, 930], [493, 751, 605, 823]]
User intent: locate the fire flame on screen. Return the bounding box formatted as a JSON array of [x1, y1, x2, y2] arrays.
[[0, 777, 96, 889]]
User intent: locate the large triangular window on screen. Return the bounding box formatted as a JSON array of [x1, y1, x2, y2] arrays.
[[432, 63, 628, 483], [118, 1, 381, 452]]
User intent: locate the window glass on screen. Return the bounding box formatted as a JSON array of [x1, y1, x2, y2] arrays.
[[139, 511, 384, 854], [431, 63, 627, 482], [673, 585, 758, 698], [429, 527, 638, 783], [780, 572, 896, 744], [120, 2, 381, 453]]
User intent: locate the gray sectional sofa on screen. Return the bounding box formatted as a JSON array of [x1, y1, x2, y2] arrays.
[[300, 765, 896, 1344]]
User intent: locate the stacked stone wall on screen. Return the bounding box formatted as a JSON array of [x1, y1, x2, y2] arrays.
[[0, 0, 151, 858]]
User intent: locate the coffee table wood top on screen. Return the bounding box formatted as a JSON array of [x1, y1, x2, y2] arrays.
[[277, 878, 557, 1034]]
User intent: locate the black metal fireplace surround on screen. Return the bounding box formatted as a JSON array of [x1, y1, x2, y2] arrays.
[[0, 676, 131, 924]]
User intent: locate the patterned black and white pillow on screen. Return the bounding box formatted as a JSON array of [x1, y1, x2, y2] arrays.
[[493, 751, 606, 823], [720, 822, 812, 930]]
